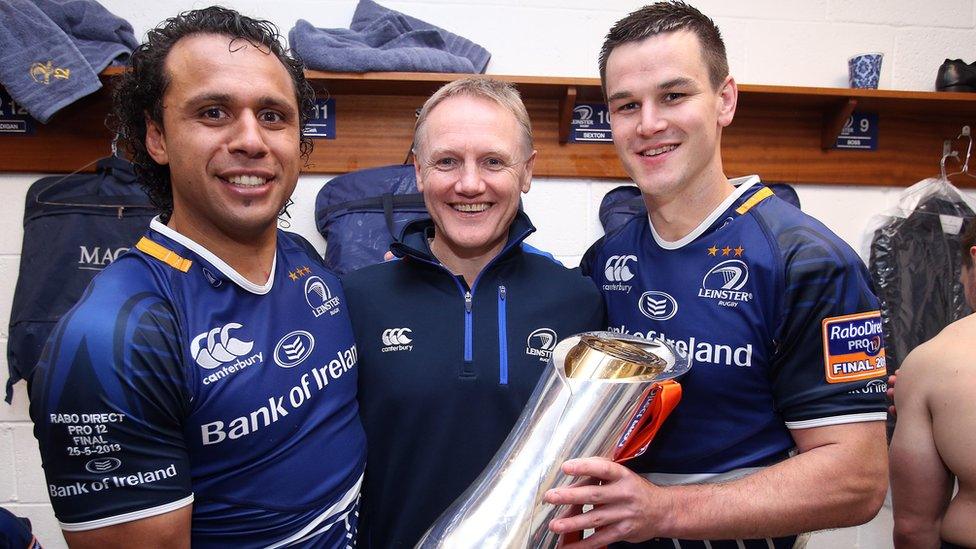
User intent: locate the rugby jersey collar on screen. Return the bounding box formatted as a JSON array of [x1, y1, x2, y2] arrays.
[[648, 175, 762, 250], [149, 217, 276, 295]]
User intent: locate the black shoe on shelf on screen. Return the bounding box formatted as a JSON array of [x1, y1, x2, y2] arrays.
[[937, 59, 976, 92]]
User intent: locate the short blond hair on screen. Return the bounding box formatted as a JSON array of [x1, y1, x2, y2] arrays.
[[414, 76, 533, 157]]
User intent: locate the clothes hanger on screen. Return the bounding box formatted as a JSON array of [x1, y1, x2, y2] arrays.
[[930, 129, 976, 215], [941, 139, 960, 181], [33, 133, 149, 211], [947, 125, 975, 179], [894, 137, 961, 211]]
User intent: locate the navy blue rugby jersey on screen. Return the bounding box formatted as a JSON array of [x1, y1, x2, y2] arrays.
[[30, 219, 365, 548], [582, 176, 887, 477]]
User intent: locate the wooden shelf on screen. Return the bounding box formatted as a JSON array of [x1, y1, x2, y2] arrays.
[[3, 69, 976, 187]]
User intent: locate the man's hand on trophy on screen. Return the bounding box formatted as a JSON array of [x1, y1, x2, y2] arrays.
[[544, 457, 673, 548]]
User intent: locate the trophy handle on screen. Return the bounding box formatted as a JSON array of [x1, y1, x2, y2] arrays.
[[613, 381, 682, 463]]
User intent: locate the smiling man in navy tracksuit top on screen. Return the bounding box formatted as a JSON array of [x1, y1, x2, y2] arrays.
[[342, 77, 605, 548]]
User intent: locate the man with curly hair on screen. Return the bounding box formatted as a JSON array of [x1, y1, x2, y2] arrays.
[[29, 7, 365, 548]]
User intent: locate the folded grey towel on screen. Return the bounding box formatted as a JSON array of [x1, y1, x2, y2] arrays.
[[290, 0, 490, 73], [351, 0, 489, 71], [34, 0, 138, 73], [0, 0, 137, 123]]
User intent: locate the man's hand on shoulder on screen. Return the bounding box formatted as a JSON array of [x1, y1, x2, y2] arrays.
[[544, 457, 671, 547]]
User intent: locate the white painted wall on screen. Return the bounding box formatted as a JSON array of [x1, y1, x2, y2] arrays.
[[4, 1, 976, 547]]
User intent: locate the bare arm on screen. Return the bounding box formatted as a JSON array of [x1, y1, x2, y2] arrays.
[[890, 349, 954, 549], [64, 505, 191, 549], [545, 421, 888, 547]]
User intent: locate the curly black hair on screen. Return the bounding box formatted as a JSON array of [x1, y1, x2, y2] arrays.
[[110, 6, 315, 221]]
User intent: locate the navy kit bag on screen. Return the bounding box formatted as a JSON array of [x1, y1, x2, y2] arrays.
[[315, 164, 429, 276], [5, 155, 155, 403], [598, 185, 645, 236]]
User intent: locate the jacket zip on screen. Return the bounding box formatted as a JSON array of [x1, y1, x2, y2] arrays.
[[405, 226, 533, 381], [497, 285, 508, 385], [464, 290, 473, 364]]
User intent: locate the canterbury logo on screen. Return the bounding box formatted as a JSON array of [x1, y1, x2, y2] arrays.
[[190, 323, 254, 369], [382, 328, 413, 346], [604, 255, 637, 282]]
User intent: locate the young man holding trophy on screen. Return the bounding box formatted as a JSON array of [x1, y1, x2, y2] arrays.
[[546, 3, 890, 548]]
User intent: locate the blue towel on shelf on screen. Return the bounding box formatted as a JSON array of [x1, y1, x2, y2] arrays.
[[289, 0, 490, 73], [0, 0, 137, 123]]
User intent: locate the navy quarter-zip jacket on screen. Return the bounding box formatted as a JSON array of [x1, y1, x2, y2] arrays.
[[343, 212, 605, 548]]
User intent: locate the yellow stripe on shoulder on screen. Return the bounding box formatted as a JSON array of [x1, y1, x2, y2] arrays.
[[135, 237, 193, 273], [735, 186, 774, 215]]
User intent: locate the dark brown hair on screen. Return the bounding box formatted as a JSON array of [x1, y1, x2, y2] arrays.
[[599, 1, 728, 96]]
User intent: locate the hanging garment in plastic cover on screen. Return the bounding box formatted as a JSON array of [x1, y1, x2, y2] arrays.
[[862, 177, 976, 382]]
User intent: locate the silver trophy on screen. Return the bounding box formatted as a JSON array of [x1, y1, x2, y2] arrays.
[[416, 331, 690, 549]]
